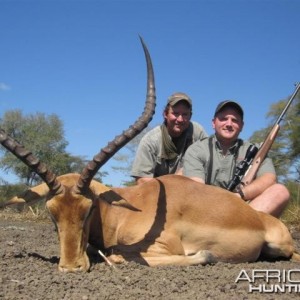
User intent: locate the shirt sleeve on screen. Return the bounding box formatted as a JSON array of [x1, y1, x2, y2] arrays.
[[131, 131, 158, 178], [182, 140, 207, 181], [244, 142, 276, 177], [256, 156, 276, 177], [191, 121, 208, 141]]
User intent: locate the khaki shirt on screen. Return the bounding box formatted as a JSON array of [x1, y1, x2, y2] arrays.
[[131, 121, 207, 178], [183, 135, 276, 189]]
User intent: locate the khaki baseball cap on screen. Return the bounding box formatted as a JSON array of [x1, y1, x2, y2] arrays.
[[167, 92, 192, 107], [214, 100, 244, 120]]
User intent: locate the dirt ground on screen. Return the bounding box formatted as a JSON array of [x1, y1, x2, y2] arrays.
[[1, 214, 300, 300]]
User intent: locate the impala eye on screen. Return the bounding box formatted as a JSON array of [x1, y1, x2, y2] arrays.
[[83, 205, 95, 223], [48, 213, 58, 232]]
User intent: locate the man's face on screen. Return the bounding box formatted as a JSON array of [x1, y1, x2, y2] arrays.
[[164, 102, 191, 137], [212, 107, 244, 143]]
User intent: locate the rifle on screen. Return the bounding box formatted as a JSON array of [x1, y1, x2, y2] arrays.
[[227, 82, 300, 192], [227, 144, 258, 191]]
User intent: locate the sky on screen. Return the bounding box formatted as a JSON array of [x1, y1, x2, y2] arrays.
[[0, 0, 299, 186]]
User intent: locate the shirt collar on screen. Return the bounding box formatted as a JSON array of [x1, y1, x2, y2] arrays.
[[214, 135, 241, 154]]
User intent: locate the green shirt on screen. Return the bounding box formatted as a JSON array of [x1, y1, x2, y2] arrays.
[[131, 121, 207, 178], [183, 135, 276, 189]]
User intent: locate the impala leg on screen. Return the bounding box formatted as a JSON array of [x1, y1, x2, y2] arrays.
[[106, 250, 217, 266], [140, 250, 217, 267], [259, 212, 297, 259]]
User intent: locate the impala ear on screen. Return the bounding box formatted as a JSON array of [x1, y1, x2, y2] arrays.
[[99, 190, 141, 212], [0, 197, 26, 208], [0, 183, 50, 209]]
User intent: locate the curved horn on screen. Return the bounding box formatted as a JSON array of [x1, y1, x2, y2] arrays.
[[0, 129, 63, 195], [76, 36, 156, 193]]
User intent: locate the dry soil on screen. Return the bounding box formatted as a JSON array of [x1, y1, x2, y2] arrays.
[[1, 215, 300, 300]]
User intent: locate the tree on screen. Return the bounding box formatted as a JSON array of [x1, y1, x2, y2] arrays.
[[289, 98, 300, 159], [0, 110, 89, 186], [249, 90, 300, 180], [111, 125, 153, 186]]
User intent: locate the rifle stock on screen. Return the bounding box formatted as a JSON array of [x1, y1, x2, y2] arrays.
[[240, 124, 280, 186], [240, 83, 300, 188]]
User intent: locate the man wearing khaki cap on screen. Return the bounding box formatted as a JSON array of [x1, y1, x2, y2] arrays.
[[131, 92, 207, 185]]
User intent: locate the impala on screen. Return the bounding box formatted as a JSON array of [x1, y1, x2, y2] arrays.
[[0, 38, 299, 272]]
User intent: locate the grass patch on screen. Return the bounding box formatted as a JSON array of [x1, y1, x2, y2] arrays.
[[0, 206, 50, 223], [1, 202, 300, 229], [281, 202, 300, 227]]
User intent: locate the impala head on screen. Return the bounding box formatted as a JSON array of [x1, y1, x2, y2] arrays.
[[45, 174, 97, 272], [0, 37, 156, 272]]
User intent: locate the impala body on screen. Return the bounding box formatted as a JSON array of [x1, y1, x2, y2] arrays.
[[8, 173, 299, 272], [1, 38, 299, 272]]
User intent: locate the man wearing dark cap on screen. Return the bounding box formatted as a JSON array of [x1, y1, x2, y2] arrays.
[[131, 92, 207, 185], [183, 100, 289, 218]]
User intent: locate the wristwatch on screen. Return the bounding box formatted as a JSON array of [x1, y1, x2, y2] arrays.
[[235, 185, 246, 200]]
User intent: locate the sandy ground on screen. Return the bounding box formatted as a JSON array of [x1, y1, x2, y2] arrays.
[[1, 215, 300, 300]]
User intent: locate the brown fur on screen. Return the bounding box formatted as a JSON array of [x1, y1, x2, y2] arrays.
[[5, 173, 299, 272]]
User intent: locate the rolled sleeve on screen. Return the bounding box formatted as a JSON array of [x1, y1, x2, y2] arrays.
[[256, 156, 276, 177]]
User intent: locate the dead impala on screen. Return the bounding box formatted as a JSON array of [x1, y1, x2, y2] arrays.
[[0, 38, 299, 272]]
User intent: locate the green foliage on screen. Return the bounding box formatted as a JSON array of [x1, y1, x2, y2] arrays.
[[289, 99, 300, 159], [0, 182, 27, 203], [285, 180, 300, 206], [112, 125, 154, 185], [0, 109, 89, 185], [249, 91, 300, 180], [122, 179, 136, 186]]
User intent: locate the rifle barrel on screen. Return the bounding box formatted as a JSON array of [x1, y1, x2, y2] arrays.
[[239, 83, 300, 188], [276, 82, 300, 124]]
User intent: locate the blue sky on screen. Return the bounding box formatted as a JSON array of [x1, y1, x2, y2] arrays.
[[0, 0, 299, 186]]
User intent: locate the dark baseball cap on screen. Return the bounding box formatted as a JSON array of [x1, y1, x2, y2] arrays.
[[167, 92, 192, 108], [214, 100, 244, 120]]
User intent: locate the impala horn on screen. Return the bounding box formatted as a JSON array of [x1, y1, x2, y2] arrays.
[[76, 36, 156, 193], [0, 129, 63, 195]]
